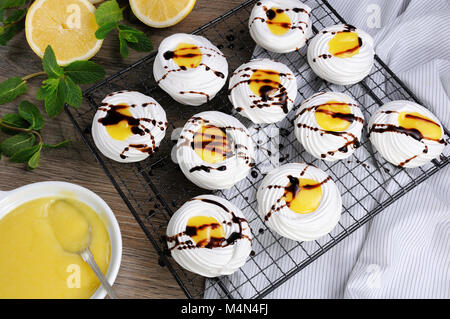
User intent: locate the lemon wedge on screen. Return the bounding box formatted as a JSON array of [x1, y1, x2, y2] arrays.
[[130, 0, 196, 28], [25, 0, 103, 66]]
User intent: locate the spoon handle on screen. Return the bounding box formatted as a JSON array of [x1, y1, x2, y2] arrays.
[[81, 249, 119, 299]]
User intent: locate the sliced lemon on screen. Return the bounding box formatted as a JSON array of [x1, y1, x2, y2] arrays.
[[130, 0, 196, 28], [25, 0, 103, 66]]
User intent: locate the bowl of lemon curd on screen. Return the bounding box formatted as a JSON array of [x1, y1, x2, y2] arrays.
[[0, 182, 122, 299]]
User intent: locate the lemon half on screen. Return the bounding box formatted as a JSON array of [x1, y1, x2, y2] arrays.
[[130, 0, 196, 28], [25, 0, 103, 65]]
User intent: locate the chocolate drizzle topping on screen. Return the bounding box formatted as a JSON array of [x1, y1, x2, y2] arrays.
[[315, 106, 363, 124], [229, 68, 293, 114], [313, 24, 362, 62], [250, 3, 311, 34], [163, 45, 204, 61], [99, 104, 145, 135], [333, 37, 363, 57], [369, 124, 444, 144], [166, 198, 251, 251], [369, 118, 444, 167], [98, 103, 167, 160], [189, 165, 227, 173], [264, 168, 331, 221], [296, 101, 364, 158], [179, 90, 210, 102], [178, 116, 254, 168], [159, 45, 225, 83]]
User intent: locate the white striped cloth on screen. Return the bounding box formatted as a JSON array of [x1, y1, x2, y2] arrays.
[[205, 0, 450, 299]]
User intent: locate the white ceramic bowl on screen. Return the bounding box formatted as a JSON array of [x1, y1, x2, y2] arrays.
[[0, 181, 122, 299]]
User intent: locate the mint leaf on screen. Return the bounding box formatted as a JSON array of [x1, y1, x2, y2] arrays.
[[118, 33, 129, 58], [36, 78, 59, 100], [0, 76, 27, 104], [0, 113, 29, 134], [0, 132, 35, 157], [95, 21, 117, 39], [43, 140, 71, 149], [0, 18, 24, 45], [63, 61, 106, 84], [10, 144, 41, 163], [18, 101, 44, 130], [63, 76, 82, 108], [42, 46, 63, 78], [4, 8, 24, 23], [44, 78, 66, 117], [117, 25, 153, 52], [119, 29, 138, 43], [27, 148, 41, 170], [0, 0, 26, 9], [95, 0, 123, 26]]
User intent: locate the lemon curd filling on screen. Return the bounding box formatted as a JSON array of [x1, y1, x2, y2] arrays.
[[102, 104, 134, 141], [398, 112, 442, 141], [329, 32, 361, 58], [283, 177, 323, 214], [0, 197, 111, 299], [266, 7, 291, 36], [185, 216, 225, 247], [193, 125, 233, 164], [249, 69, 281, 98], [173, 43, 202, 69], [315, 100, 352, 132]]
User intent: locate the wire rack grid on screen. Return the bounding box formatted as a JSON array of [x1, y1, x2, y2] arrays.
[[67, 0, 450, 299]]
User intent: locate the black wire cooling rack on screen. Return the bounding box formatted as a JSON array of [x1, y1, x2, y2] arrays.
[[67, 0, 450, 299]]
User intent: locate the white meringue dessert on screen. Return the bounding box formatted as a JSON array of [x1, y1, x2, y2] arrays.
[[228, 59, 298, 124], [166, 195, 252, 278], [307, 24, 375, 85], [153, 33, 228, 106], [369, 100, 446, 168], [294, 92, 365, 161], [92, 91, 168, 163], [257, 163, 342, 242], [176, 111, 255, 190], [249, 0, 312, 53]]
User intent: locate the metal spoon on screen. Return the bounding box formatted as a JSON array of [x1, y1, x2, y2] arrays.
[[77, 227, 119, 299], [48, 200, 118, 299]]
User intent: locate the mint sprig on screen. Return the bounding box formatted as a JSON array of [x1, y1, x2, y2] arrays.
[[0, 0, 28, 45], [0, 100, 70, 169], [94, 0, 153, 58], [0, 45, 105, 117]]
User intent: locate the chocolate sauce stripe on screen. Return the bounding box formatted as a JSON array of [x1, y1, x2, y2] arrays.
[[229, 76, 291, 113], [98, 104, 162, 160], [333, 39, 362, 57], [167, 198, 251, 251], [294, 101, 361, 121], [370, 123, 445, 144], [189, 165, 227, 173], [179, 91, 210, 102], [261, 19, 308, 33], [264, 175, 331, 221], [296, 123, 361, 158]]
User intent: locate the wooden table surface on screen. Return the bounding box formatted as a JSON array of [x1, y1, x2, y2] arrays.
[[0, 0, 245, 299]]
